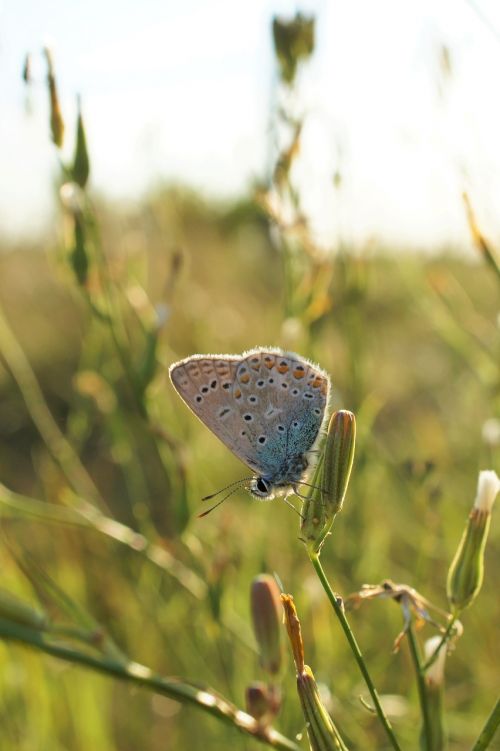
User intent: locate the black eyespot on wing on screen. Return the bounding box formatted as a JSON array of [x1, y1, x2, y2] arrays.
[[268, 378, 274, 384], [314, 408, 321, 415], [222, 382, 231, 390], [258, 436, 266, 444], [257, 379, 265, 387], [244, 414, 253, 421], [249, 396, 257, 403], [219, 407, 231, 417], [281, 382, 288, 389], [210, 380, 217, 389], [277, 425, 285, 433], [292, 388, 299, 395], [304, 392, 314, 399], [201, 386, 209, 394], [292, 421, 299, 428], [196, 395, 203, 403]]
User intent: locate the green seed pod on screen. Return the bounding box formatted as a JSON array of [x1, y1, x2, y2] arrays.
[[72, 97, 90, 189], [250, 575, 282, 675], [0, 589, 48, 631], [447, 470, 499, 613], [301, 410, 356, 555], [44, 47, 65, 148]]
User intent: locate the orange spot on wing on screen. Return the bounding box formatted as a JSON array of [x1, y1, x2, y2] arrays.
[[240, 373, 250, 384], [234, 389, 242, 399], [277, 363, 289, 374], [293, 369, 305, 379], [312, 377, 323, 388], [264, 359, 275, 369]]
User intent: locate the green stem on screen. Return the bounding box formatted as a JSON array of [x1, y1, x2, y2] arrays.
[[309, 554, 402, 751], [471, 698, 500, 751], [407, 622, 432, 750], [422, 616, 457, 672], [0, 617, 300, 751]]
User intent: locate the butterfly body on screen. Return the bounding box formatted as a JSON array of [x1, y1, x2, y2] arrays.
[[169, 347, 330, 500]]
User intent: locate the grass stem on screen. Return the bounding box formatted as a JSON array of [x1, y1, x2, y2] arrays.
[[309, 553, 402, 751]]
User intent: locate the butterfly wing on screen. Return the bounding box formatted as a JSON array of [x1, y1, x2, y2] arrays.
[[169, 354, 260, 472], [234, 349, 330, 479], [169, 348, 330, 481]]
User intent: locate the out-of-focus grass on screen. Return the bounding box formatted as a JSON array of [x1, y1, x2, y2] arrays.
[[0, 186, 498, 750]]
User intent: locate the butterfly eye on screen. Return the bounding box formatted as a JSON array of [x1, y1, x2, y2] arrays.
[[256, 477, 270, 494]]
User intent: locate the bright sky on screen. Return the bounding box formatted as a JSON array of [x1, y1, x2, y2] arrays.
[[2, 0, 500, 251]]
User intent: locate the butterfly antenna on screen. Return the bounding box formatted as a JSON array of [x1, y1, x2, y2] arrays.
[[201, 477, 252, 502], [197, 486, 242, 518]]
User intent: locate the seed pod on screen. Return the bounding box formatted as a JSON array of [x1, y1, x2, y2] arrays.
[[301, 411, 356, 554], [250, 575, 282, 675], [447, 470, 499, 612]]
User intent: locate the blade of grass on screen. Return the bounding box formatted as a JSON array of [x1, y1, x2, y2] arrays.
[[0, 616, 301, 751]]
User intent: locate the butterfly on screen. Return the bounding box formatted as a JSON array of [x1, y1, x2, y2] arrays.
[[169, 347, 331, 508]]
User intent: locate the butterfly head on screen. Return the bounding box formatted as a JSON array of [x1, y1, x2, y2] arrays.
[[249, 476, 275, 500]]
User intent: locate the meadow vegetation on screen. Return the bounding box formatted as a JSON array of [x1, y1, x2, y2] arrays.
[[0, 16, 498, 751]]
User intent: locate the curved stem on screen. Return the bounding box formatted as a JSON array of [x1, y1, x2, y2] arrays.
[[471, 698, 500, 751], [309, 553, 402, 751], [0, 617, 300, 751], [407, 622, 432, 750]]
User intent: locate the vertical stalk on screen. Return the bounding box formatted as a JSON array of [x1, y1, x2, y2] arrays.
[[471, 698, 500, 751], [407, 623, 432, 750], [309, 553, 402, 751]]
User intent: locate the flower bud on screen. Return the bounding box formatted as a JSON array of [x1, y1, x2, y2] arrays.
[[0, 589, 48, 630], [301, 411, 356, 554], [250, 575, 282, 675], [281, 594, 348, 750], [420, 637, 447, 751], [44, 47, 64, 148], [245, 682, 271, 722], [272, 13, 315, 85], [447, 470, 499, 613], [72, 96, 90, 188]]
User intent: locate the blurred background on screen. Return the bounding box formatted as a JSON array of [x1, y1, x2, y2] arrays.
[[0, 1, 499, 750]]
